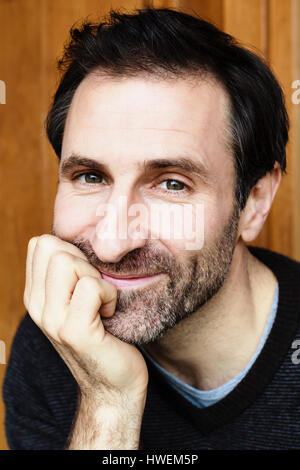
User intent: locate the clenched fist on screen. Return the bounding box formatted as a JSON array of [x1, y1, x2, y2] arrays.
[[23, 234, 149, 449]]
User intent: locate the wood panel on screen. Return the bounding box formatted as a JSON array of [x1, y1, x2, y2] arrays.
[[221, 0, 271, 251], [0, 0, 144, 451], [0, 0, 46, 451], [267, 0, 298, 258], [294, 0, 300, 260], [150, 0, 299, 258], [146, 0, 223, 27], [0, 0, 298, 451]]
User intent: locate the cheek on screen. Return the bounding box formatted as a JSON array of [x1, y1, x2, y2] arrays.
[[53, 196, 98, 239], [147, 197, 228, 259], [153, 200, 208, 259], [203, 192, 236, 248]]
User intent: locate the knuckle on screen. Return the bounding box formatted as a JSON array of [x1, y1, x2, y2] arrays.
[[77, 275, 100, 290], [36, 234, 57, 252], [27, 299, 36, 315], [49, 250, 74, 268], [41, 322, 56, 340], [57, 325, 72, 345], [23, 291, 29, 310], [40, 313, 51, 332], [28, 236, 38, 250], [101, 278, 117, 295], [27, 300, 40, 322]]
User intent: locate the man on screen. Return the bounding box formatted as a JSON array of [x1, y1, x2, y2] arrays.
[[3, 7, 300, 450]]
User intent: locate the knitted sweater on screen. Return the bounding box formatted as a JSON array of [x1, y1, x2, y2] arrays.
[[3, 246, 300, 450]]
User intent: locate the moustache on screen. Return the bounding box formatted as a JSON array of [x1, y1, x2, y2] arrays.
[[70, 238, 181, 277]]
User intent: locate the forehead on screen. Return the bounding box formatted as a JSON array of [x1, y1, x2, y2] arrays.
[[61, 73, 232, 177]]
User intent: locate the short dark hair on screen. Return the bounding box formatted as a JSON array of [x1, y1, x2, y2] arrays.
[[46, 7, 289, 211]]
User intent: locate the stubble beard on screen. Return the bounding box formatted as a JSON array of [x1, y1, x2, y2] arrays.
[[55, 203, 240, 345]]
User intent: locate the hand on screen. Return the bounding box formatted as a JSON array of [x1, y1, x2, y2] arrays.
[[23, 234, 149, 405]]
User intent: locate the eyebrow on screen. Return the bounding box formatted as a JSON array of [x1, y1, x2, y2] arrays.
[[142, 158, 210, 182], [60, 154, 210, 183], [60, 156, 108, 177]]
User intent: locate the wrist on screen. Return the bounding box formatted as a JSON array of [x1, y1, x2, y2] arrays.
[[79, 385, 147, 414], [67, 391, 146, 450]]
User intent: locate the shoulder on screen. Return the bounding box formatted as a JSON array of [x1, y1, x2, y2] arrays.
[[3, 312, 77, 399], [3, 314, 77, 449], [4, 313, 69, 378], [248, 245, 300, 274]]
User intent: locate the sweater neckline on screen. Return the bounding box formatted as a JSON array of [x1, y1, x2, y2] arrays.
[[139, 246, 300, 435], [140, 282, 279, 404]]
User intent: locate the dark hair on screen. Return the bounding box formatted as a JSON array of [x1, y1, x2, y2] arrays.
[[46, 7, 289, 211]]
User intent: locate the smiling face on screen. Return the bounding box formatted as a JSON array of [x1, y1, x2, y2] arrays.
[[53, 73, 239, 344]]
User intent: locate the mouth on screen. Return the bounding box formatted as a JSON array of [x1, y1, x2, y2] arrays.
[[99, 270, 164, 288]]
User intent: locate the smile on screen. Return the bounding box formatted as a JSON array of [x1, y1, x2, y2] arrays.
[[99, 271, 164, 288]]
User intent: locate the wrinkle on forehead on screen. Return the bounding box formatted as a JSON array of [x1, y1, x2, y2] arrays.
[[62, 74, 234, 186], [67, 73, 229, 128]]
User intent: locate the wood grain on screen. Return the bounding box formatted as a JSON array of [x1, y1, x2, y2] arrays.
[[222, 0, 271, 251], [267, 0, 298, 258], [0, 0, 298, 451], [0, 0, 143, 451]]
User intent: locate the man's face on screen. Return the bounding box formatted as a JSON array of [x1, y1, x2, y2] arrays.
[[53, 74, 239, 345]]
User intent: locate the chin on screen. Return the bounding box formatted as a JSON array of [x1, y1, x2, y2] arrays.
[[101, 307, 169, 345]]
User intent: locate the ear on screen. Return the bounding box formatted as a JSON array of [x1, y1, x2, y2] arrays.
[[238, 162, 282, 243]]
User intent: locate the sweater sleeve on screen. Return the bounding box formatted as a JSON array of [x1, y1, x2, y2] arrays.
[[2, 314, 78, 450]]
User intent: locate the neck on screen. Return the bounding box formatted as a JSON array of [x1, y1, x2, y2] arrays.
[[142, 241, 278, 390]]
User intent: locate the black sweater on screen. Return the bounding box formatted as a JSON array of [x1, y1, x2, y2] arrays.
[[3, 246, 300, 450]]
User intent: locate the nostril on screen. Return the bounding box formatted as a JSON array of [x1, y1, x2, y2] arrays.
[[91, 228, 148, 265]]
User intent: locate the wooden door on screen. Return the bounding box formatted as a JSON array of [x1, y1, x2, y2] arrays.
[[0, 0, 144, 450], [0, 0, 299, 450]]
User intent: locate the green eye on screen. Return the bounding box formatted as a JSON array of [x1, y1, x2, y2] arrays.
[[158, 179, 186, 191], [78, 173, 107, 184]]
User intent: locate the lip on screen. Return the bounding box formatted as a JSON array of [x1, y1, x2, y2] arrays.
[[99, 270, 161, 279], [99, 270, 164, 288]]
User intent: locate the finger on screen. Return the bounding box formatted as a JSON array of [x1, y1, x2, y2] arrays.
[[64, 276, 117, 341], [30, 234, 88, 324], [24, 236, 39, 310], [42, 251, 102, 338]]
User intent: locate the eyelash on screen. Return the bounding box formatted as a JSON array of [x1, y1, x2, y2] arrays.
[[73, 172, 191, 195]]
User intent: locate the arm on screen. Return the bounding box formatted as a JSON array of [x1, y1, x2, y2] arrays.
[[67, 392, 147, 450], [3, 314, 76, 450], [23, 234, 149, 450]]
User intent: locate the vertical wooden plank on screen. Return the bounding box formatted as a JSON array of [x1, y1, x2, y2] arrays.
[[145, 0, 180, 8], [0, 0, 46, 450], [293, 0, 300, 260], [222, 0, 271, 251], [40, 0, 146, 234], [1, 0, 299, 452], [149, 0, 272, 251], [267, 0, 298, 258], [223, 0, 298, 259], [223, 0, 267, 54], [0, 0, 145, 450], [145, 1, 298, 258], [177, 0, 223, 28], [146, 0, 223, 28]]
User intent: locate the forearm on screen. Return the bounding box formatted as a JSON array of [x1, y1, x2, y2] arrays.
[[67, 393, 146, 450]]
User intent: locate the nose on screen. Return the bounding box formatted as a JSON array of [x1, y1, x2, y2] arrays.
[[91, 194, 149, 263]]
